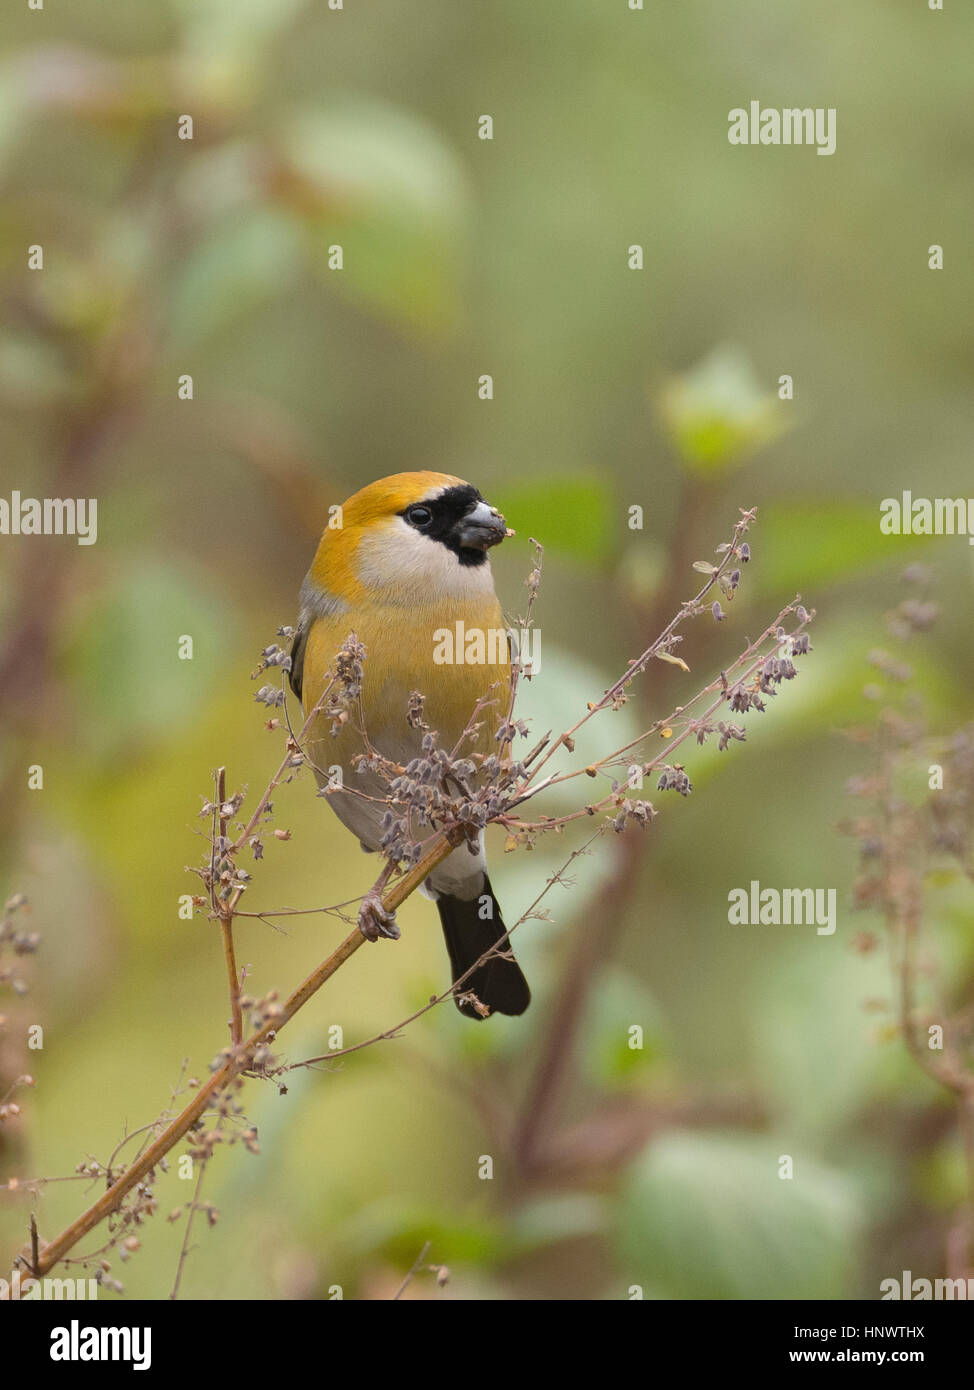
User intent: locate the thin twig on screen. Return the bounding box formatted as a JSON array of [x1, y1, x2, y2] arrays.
[[281, 829, 605, 1072], [392, 1240, 431, 1301], [215, 768, 243, 1049], [169, 1148, 211, 1300]]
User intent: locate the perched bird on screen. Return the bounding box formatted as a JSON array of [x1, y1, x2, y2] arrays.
[[289, 472, 531, 1019]]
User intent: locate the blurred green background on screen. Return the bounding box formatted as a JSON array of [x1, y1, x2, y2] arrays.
[[2, 0, 973, 1300]]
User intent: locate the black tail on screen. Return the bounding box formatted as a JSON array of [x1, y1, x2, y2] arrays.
[[436, 875, 531, 1020]]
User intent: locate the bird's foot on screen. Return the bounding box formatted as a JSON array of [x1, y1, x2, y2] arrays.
[[358, 893, 400, 942]]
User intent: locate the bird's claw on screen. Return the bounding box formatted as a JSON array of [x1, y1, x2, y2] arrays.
[[358, 893, 400, 942]]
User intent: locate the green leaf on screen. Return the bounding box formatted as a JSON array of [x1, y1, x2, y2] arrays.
[[60, 559, 237, 757], [614, 1130, 863, 1299], [278, 103, 468, 336], [337, 1198, 499, 1267], [167, 207, 301, 350], [581, 968, 669, 1088], [176, 0, 306, 50], [658, 345, 788, 475], [506, 1194, 608, 1256], [0, 64, 30, 178], [759, 499, 932, 595], [748, 948, 892, 1143], [0, 330, 73, 406], [499, 475, 613, 564]]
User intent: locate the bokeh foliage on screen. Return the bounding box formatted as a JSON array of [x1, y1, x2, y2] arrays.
[[1, 0, 973, 1300]]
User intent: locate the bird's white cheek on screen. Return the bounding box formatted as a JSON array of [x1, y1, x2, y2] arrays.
[[355, 524, 497, 603]]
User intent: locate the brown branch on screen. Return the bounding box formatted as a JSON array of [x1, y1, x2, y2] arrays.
[[25, 824, 465, 1278]]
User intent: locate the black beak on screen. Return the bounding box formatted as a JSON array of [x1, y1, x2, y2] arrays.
[[456, 500, 508, 551]]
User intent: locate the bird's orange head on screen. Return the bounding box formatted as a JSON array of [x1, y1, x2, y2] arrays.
[[306, 471, 509, 605]]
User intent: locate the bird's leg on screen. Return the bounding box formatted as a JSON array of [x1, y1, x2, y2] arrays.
[[358, 860, 400, 942], [358, 894, 399, 942]]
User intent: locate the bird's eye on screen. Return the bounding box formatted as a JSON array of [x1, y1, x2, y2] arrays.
[[405, 505, 433, 528]]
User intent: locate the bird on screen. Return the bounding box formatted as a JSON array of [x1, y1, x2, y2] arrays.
[[288, 471, 531, 1020]]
